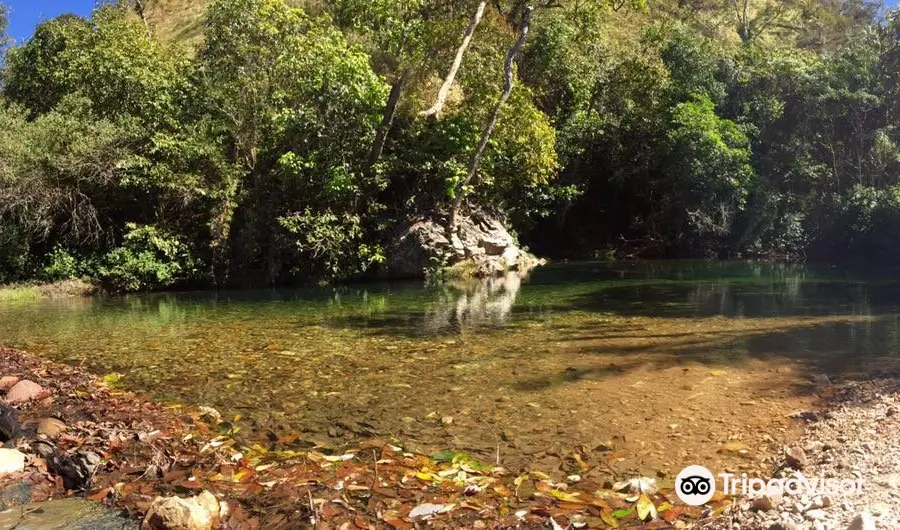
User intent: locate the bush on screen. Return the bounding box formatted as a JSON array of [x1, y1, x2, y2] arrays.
[[41, 247, 82, 281], [278, 209, 384, 281], [96, 224, 197, 292]]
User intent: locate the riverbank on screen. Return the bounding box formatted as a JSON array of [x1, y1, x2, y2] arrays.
[[713, 376, 900, 530], [0, 280, 98, 302], [0, 346, 732, 529]]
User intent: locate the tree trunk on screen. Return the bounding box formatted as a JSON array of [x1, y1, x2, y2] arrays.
[[366, 73, 406, 174], [132, 0, 151, 36], [449, 6, 533, 232], [421, 1, 487, 119]]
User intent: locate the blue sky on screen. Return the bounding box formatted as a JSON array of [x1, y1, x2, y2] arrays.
[[4, 1, 98, 43], [4, 0, 900, 44]]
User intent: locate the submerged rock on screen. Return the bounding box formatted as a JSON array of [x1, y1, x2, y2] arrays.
[[0, 498, 137, 529], [387, 209, 542, 279]]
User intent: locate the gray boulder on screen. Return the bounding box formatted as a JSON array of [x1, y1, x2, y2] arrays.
[[387, 210, 541, 278]]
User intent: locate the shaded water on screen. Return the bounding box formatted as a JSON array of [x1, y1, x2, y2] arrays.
[[3, 261, 900, 479]]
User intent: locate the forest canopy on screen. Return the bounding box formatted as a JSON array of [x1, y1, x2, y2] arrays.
[[0, 0, 898, 291]]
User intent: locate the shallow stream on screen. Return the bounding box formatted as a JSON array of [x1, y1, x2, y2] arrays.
[[3, 261, 899, 479]]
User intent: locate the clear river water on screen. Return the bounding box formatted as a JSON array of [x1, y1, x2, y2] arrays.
[[2, 261, 900, 480]]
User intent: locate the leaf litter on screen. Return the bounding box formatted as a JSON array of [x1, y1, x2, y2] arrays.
[[0, 346, 736, 529]]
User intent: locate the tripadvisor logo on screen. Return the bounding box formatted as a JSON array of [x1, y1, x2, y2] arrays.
[[675, 465, 865, 506], [676, 465, 716, 506]]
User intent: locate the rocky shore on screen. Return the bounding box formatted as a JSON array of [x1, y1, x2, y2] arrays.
[[711, 376, 900, 530]]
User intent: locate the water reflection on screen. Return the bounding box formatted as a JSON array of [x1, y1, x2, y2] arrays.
[[423, 271, 524, 333]]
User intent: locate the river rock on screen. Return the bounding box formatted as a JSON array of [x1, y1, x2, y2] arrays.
[[785, 445, 808, 469], [0, 376, 19, 391], [846, 512, 876, 530], [805, 509, 827, 521], [37, 417, 67, 438], [752, 493, 781, 512], [0, 480, 33, 510], [142, 490, 221, 530], [0, 448, 25, 475], [6, 380, 44, 404]]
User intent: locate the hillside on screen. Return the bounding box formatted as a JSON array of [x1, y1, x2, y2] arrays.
[[144, 0, 206, 45]]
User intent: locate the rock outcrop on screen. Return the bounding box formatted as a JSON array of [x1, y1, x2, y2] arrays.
[[387, 210, 542, 278]]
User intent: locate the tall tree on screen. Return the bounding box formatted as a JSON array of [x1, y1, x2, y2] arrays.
[[449, 5, 533, 231]]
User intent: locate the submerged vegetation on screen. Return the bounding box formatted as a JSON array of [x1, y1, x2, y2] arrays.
[[0, 0, 900, 291]]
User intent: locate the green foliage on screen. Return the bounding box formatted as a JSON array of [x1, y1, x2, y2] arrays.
[[0, 97, 140, 248], [96, 224, 197, 292], [278, 209, 385, 281], [2, 0, 900, 291], [2, 6, 184, 121], [666, 94, 753, 248], [41, 247, 82, 282]]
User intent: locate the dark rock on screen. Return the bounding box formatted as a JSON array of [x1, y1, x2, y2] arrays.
[[790, 410, 822, 422], [32, 440, 101, 491], [785, 445, 808, 469], [0, 402, 23, 442], [0, 480, 33, 510], [846, 512, 876, 530]]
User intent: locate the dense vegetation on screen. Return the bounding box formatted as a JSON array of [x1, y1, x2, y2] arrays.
[[0, 0, 898, 291]]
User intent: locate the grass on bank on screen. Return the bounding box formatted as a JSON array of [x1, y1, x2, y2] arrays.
[[0, 280, 98, 303]]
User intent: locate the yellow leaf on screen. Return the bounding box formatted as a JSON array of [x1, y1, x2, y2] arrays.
[[600, 509, 619, 528], [720, 442, 748, 453], [550, 490, 584, 503], [636, 493, 656, 521], [573, 453, 590, 472], [415, 472, 435, 481]]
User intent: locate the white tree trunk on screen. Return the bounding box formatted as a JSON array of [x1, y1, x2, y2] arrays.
[[421, 1, 487, 119], [449, 5, 533, 231]]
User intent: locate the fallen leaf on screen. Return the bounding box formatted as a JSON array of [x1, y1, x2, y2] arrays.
[[408, 503, 449, 519], [636, 493, 656, 521]]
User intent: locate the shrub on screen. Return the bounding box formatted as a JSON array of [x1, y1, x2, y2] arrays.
[[41, 247, 82, 281], [97, 224, 197, 292]]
